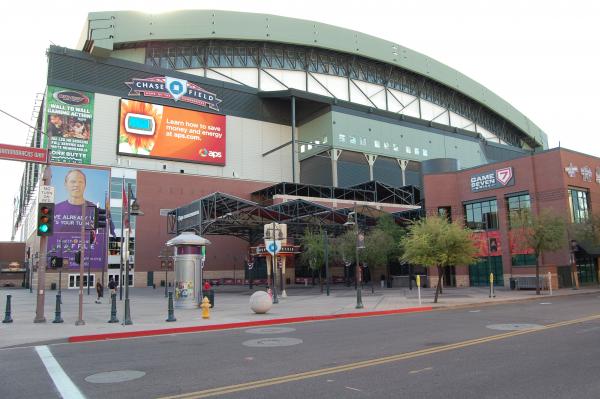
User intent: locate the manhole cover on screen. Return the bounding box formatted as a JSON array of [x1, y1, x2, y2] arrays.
[[486, 323, 544, 331], [243, 337, 303, 347], [85, 370, 146, 384], [245, 327, 296, 334]]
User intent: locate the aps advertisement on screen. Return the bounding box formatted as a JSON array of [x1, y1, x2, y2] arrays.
[[118, 99, 226, 165]]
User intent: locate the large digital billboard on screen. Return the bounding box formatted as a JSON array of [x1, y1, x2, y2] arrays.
[[46, 166, 110, 271], [45, 86, 95, 164], [118, 99, 226, 165]]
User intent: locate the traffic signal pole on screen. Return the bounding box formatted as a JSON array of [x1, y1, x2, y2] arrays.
[[34, 170, 52, 323], [76, 201, 86, 326]]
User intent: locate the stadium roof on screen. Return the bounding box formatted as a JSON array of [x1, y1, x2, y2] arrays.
[[79, 9, 547, 148]]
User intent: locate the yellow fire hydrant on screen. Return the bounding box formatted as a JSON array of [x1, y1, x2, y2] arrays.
[[201, 297, 211, 319]]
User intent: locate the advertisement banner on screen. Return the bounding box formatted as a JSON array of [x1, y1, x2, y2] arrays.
[[45, 86, 95, 164], [470, 167, 514, 192], [46, 166, 110, 271], [118, 99, 226, 165]]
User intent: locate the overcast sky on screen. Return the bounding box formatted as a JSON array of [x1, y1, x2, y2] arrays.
[[1, 0, 599, 241]]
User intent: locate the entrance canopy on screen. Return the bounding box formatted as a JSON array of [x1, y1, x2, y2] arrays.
[[168, 181, 421, 244]]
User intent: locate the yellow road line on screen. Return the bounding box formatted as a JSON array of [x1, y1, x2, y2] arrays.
[[158, 313, 600, 399]]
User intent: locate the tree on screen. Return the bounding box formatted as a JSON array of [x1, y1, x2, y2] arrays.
[[400, 216, 477, 303], [361, 216, 403, 288], [299, 228, 336, 292], [511, 209, 566, 295]]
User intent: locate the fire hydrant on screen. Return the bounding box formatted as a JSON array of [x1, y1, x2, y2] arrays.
[[201, 297, 211, 319]]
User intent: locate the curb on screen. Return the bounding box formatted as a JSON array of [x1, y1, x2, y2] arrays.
[[68, 306, 433, 343]]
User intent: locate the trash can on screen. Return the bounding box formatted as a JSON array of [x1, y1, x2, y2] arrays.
[[509, 278, 517, 290]]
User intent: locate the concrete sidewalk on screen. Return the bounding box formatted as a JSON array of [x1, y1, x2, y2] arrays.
[[1, 284, 598, 348]]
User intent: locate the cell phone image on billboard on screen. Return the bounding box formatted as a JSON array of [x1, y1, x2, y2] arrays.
[[118, 99, 226, 165]]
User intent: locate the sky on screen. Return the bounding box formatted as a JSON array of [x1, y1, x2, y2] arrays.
[[1, 0, 599, 241]]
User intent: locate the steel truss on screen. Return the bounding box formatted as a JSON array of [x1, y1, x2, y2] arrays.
[[169, 182, 420, 245], [141, 40, 534, 148]]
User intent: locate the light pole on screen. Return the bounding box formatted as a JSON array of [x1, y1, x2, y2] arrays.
[[345, 204, 363, 309], [323, 229, 330, 296], [123, 183, 143, 325], [271, 222, 279, 304]]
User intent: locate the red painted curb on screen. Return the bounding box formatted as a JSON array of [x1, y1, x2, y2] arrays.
[[68, 306, 433, 343]]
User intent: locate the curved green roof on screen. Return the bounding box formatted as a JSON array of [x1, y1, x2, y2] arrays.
[[80, 9, 547, 148]]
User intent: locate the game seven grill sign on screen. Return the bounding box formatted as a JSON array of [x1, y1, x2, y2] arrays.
[[470, 167, 514, 192]]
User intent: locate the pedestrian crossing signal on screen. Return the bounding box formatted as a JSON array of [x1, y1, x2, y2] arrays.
[[37, 203, 54, 236]]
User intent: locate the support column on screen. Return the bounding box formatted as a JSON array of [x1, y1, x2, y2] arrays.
[[365, 154, 378, 181], [330, 149, 343, 187], [291, 96, 297, 183], [397, 159, 409, 186]]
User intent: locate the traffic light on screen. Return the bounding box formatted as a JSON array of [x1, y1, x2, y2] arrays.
[[50, 256, 63, 269], [489, 238, 498, 253], [94, 207, 107, 229], [37, 203, 54, 236]]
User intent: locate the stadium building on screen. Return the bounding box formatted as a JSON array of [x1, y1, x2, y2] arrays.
[[13, 10, 550, 290]]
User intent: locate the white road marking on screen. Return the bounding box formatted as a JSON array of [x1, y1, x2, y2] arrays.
[[35, 345, 85, 399], [345, 386, 362, 392], [468, 310, 481, 313], [540, 303, 552, 305], [409, 366, 433, 374], [327, 379, 335, 382]]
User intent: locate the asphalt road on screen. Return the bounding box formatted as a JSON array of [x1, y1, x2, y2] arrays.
[[2, 294, 600, 399]]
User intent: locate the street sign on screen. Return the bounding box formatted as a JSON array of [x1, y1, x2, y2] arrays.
[[0, 143, 48, 164], [266, 240, 282, 256], [40, 186, 55, 203]]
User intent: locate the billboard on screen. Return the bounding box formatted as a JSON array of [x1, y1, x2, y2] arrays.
[[45, 86, 95, 164], [118, 99, 226, 165], [46, 166, 110, 271]]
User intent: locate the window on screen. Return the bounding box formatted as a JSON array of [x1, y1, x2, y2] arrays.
[[383, 142, 390, 150], [506, 193, 531, 227], [349, 136, 357, 145], [359, 137, 367, 146], [300, 145, 306, 153], [68, 274, 95, 289], [338, 134, 346, 143], [423, 149, 428, 157], [393, 144, 399, 152], [374, 140, 381, 148], [512, 254, 537, 266], [464, 199, 498, 230], [438, 206, 451, 222], [414, 148, 420, 155], [568, 188, 590, 223], [405, 146, 412, 154]]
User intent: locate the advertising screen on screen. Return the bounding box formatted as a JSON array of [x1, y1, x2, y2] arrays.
[[118, 99, 226, 165], [46, 166, 110, 271]]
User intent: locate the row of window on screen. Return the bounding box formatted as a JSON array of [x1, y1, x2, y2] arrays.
[[337, 134, 429, 156]]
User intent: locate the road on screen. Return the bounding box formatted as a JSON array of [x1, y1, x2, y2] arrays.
[[2, 294, 600, 398]]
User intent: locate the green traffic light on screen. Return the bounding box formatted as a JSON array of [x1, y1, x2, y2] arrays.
[[39, 224, 49, 233]]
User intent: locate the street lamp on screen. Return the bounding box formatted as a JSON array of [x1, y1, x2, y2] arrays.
[[344, 204, 363, 309], [123, 183, 143, 325]]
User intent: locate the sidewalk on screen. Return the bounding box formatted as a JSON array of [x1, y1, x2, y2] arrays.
[[1, 284, 598, 348]]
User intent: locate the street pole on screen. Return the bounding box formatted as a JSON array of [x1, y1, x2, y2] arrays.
[[75, 201, 86, 326], [354, 205, 363, 309], [34, 167, 53, 323], [123, 183, 133, 325], [271, 221, 279, 304], [324, 230, 330, 296]]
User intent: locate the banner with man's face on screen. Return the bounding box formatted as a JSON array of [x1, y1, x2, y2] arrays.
[[46, 166, 110, 271]]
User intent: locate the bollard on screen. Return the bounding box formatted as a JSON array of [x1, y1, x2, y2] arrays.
[[166, 291, 176, 322], [416, 275, 422, 306], [201, 296, 211, 319], [123, 298, 133, 325], [108, 293, 119, 323], [548, 272, 553, 296], [489, 273, 495, 298], [2, 295, 13, 323], [52, 294, 63, 323]]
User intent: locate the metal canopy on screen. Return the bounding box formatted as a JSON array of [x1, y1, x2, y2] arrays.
[[169, 182, 419, 244]]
